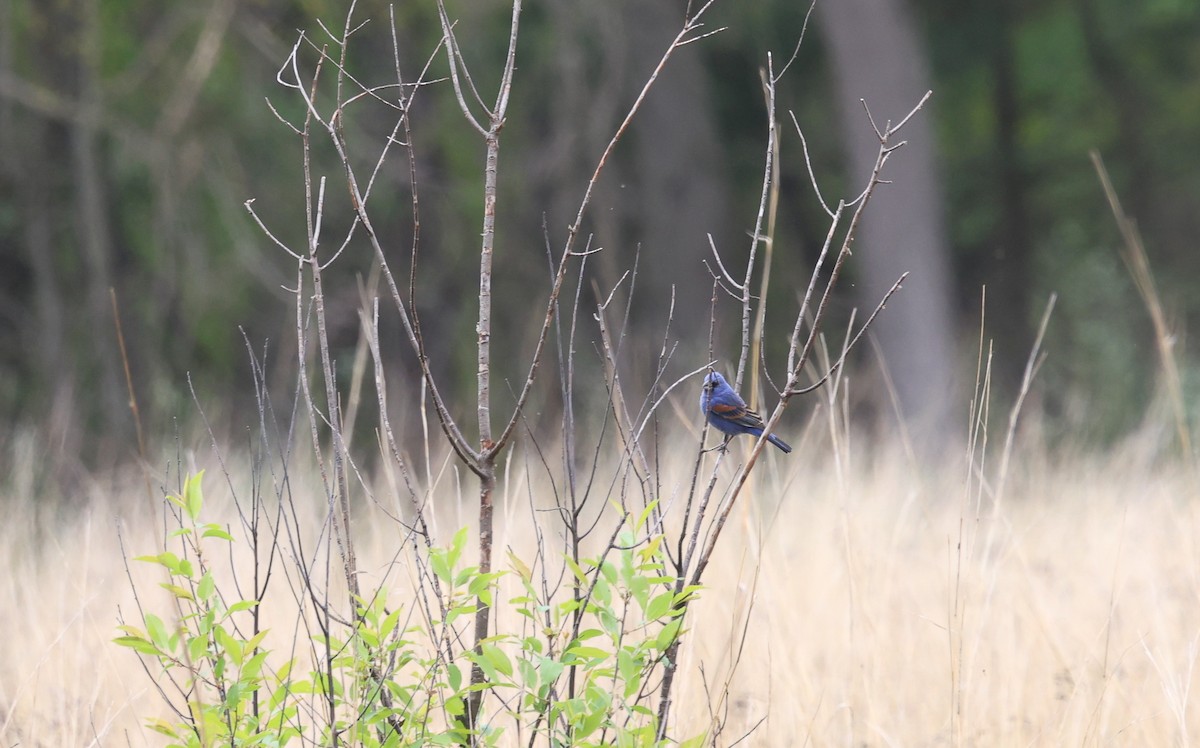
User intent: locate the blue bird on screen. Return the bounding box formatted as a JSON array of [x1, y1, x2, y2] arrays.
[[699, 371, 792, 454]]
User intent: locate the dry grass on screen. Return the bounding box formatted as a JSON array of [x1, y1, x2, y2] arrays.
[[1, 433, 1198, 747]]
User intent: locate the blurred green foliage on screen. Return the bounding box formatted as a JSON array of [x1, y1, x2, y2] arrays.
[[1, 0, 1199, 465], [924, 0, 1200, 438]]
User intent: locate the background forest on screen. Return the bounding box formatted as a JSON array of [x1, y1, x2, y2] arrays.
[[3, 0, 1200, 473], [5, 2, 1200, 745]]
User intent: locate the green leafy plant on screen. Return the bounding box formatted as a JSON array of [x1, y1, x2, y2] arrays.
[[115, 472, 297, 747], [117, 477, 706, 746], [503, 504, 704, 747]]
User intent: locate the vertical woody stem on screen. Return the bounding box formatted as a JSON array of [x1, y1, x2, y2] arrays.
[[467, 116, 503, 738], [477, 131, 498, 448]]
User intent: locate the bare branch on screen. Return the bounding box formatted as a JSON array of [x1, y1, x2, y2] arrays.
[[776, 0, 817, 81], [494, 0, 523, 117], [434, 2, 488, 135], [705, 234, 742, 289], [789, 111, 833, 217], [330, 119, 482, 471], [489, 235, 596, 458], [790, 273, 909, 395], [566, 2, 718, 243], [787, 200, 844, 376], [244, 199, 303, 261], [679, 26, 728, 46], [734, 53, 777, 392], [889, 89, 933, 135], [861, 97, 884, 141]]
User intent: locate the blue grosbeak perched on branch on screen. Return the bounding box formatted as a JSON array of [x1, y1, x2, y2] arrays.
[[699, 371, 792, 454]]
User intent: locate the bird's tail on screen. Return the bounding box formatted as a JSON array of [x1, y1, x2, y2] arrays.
[[767, 433, 792, 454]]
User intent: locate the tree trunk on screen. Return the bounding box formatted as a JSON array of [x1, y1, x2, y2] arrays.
[[626, 0, 731, 342], [75, 0, 127, 440], [817, 0, 957, 441], [987, 2, 1035, 388]]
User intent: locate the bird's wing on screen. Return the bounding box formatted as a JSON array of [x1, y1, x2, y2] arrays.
[[710, 402, 766, 430]]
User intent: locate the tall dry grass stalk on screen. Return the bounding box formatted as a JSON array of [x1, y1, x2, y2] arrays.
[[1091, 150, 1195, 474], [2, 428, 1198, 746]]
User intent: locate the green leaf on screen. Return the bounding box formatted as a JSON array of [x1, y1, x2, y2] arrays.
[[564, 645, 608, 662], [593, 576, 612, 606], [360, 626, 380, 649], [674, 584, 703, 607], [137, 551, 183, 575], [574, 628, 604, 642], [198, 609, 215, 636], [242, 650, 269, 682], [576, 706, 605, 738], [538, 657, 564, 687], [467, 571, 491, 596], [482, 643, 513, 678], [564, 555, 589, 585], [618, 648, 638, 682], [380, 606, 402, 640], [113, 635, 160, 656], [468, 650, 499, 684], [189, 633, 209, 662], [448, 526, 468, 566], [202, 525, 234, 541], [518, 657, 538, 687], [639, 533, 664, 563], [226, 681, 243, 711], [144, 717, 180, 738], [431, 551, 452, 585], [196, 572, 215, 602], [655, 618, 682, 651], [145, 613, 171, 652], [215, 625, 243, 664], [159, 583, 194, 602], [619, 649, 644, 698], [600, 559, 618, 585], [183, 471, 205, 521], [599, 608, 619, 637], [507, 549, 532, 583], [635, 500, 660, 532], [244, 628, 270, 654], [227, 599, 259, 614], [585, 682, 611, 711], [646, 591, 673, 621], [629, 573, 650, 611]]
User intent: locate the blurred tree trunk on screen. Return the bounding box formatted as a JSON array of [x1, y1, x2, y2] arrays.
[[987, 2, 1034, 388], [625, 0, 730, 342], [817, 0, 957, 441], [534, 0, 728, 395], [3, 1, 77, 447], [541, 0, 730, 344], [74, 0, 127, 439], [1077, 0, 1154, 225], [542, 0, 629, 290]]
